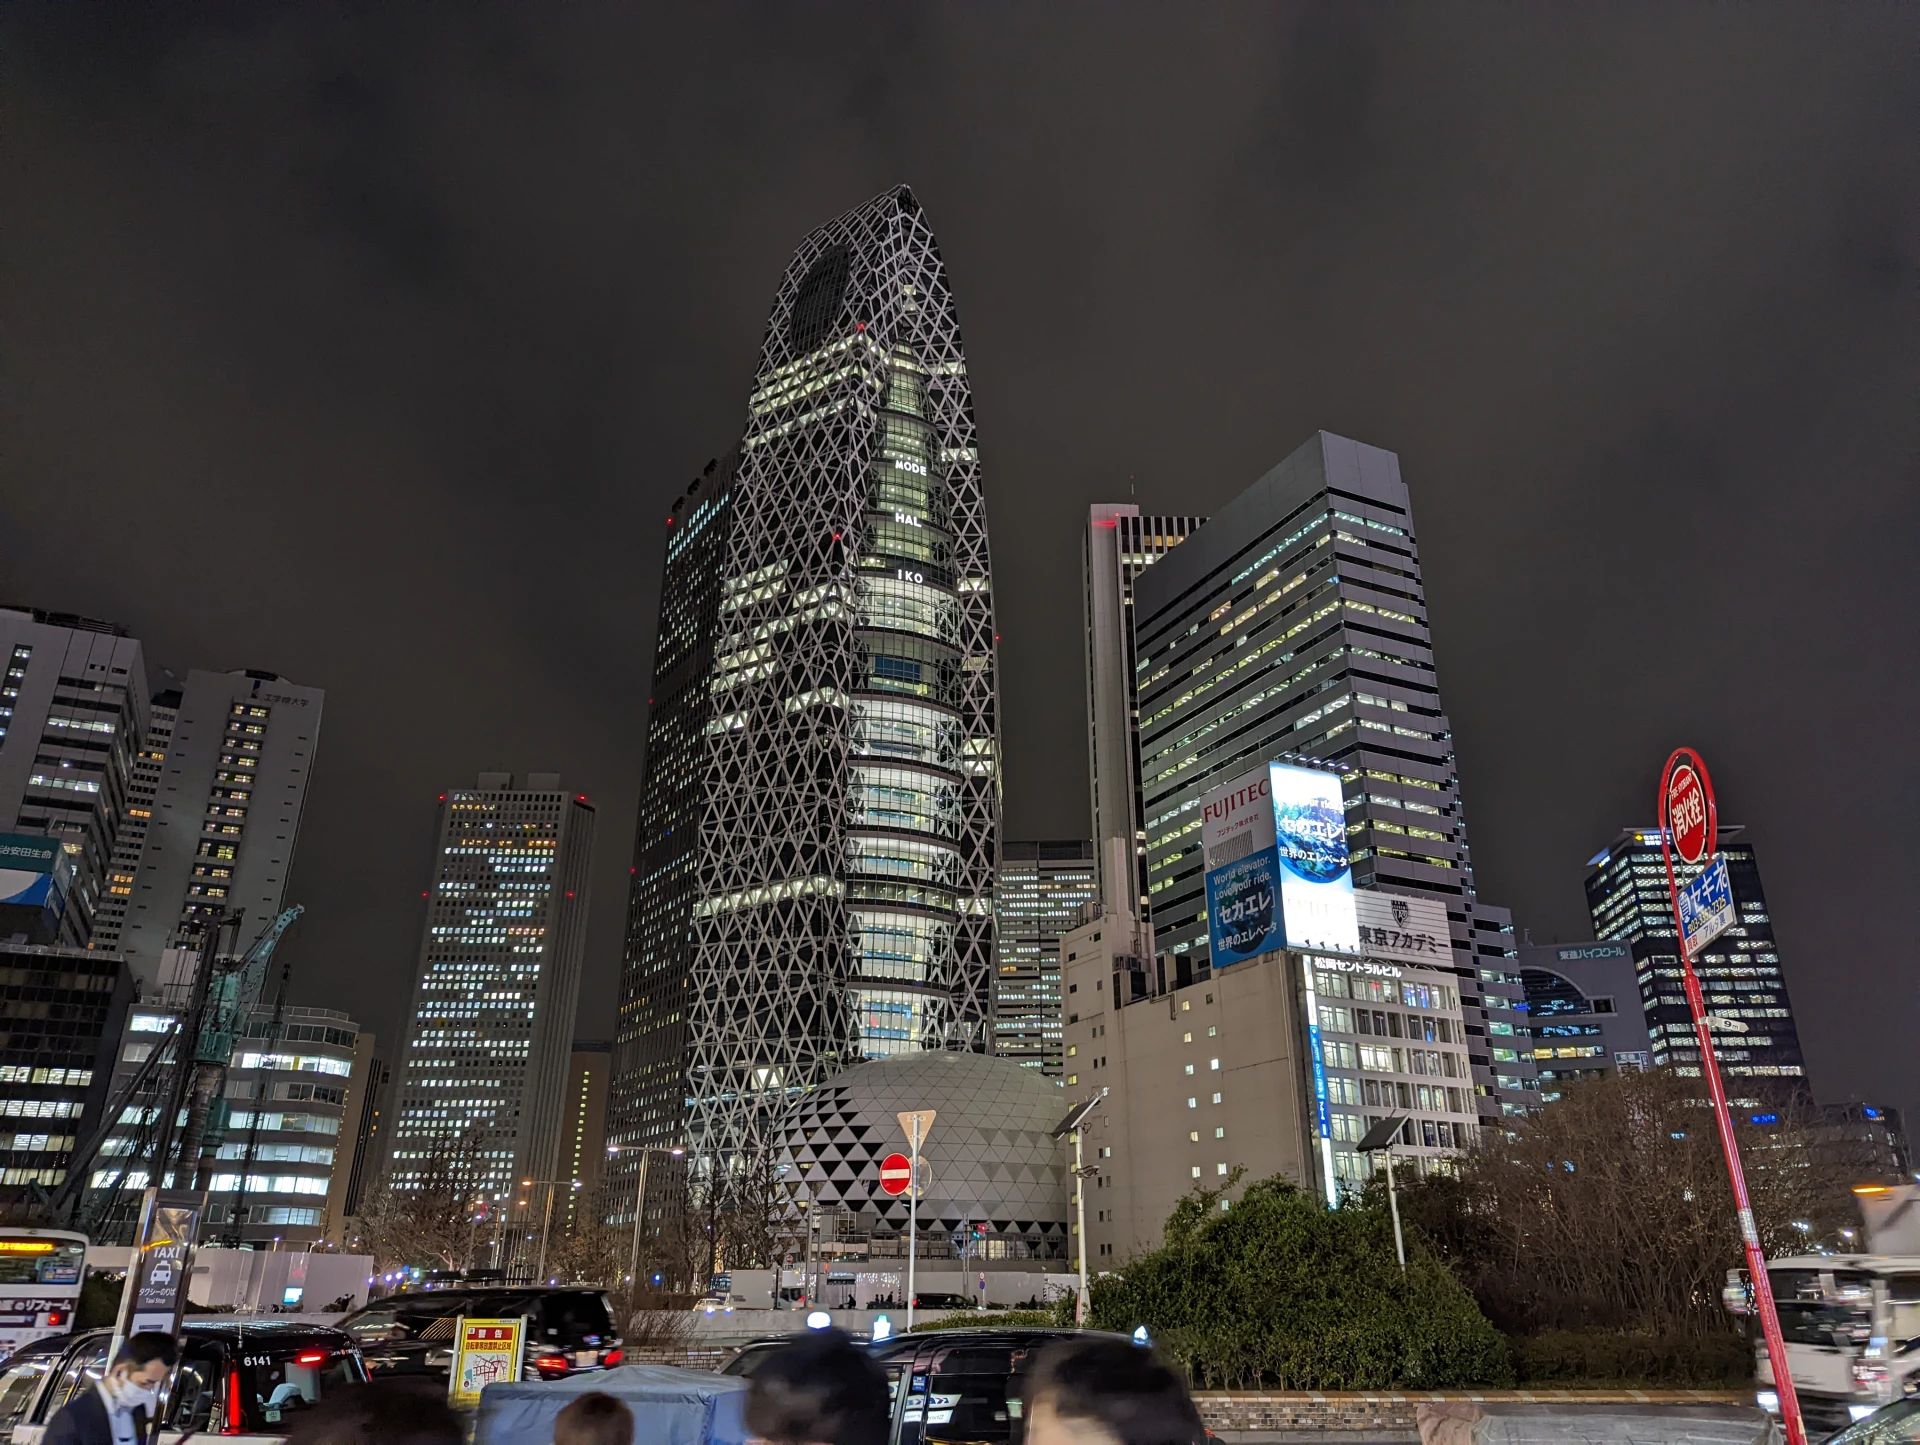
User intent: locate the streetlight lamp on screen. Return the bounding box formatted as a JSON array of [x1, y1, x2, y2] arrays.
[[1357, 1114, 1409, 1271], [1052, 1088, 1107, 1325], [607, 1144, 685, 1311]]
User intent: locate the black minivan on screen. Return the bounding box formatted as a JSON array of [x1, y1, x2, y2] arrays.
[[337, 1287, 621, 1383]]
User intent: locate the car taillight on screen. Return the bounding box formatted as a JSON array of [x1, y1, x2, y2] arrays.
[[223, 1368, 245, 1435], [295, 1349, 329, 1365], [534, 1354, 570, 1378], [602, 1348, 623, 1367]]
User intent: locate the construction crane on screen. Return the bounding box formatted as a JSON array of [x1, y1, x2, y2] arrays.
[[175, 905, 305, 1192], [56, 906, 303, 1228]]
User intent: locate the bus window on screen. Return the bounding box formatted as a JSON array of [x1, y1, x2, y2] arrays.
[[0, 1236, 85, 1287]]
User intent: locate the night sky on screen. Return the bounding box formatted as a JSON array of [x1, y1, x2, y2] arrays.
[[5, 7, 1914, 1117]]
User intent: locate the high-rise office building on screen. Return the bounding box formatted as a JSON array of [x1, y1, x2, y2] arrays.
[[116, 669, 323, 992], [1130, 433, 1534, 1124], [992, 841, 1095, 1076], [1584, 826, 1805, 1084], [90, 689, 177, 953], [1084, 508, 1205, 921], [389, 775, 595, 1204], [610, 185, 1003, 1191], [1515, 939, 1654, 1098], [0, 609, 149, 948], [559, 1040, 610, 1227], [0, 939, 132, 1201], [340, 1053, 391, 1223], [90, 1003, 364, 1245]]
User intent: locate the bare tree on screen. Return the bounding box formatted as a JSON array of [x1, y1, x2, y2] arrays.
[[1399, 1068, 1885, 1339], [720, 1150, 786, 1270], [349, 1128, 490, 1277]]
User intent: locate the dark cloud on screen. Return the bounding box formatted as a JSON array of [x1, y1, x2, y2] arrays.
[[3, 4, 1914, 1114]]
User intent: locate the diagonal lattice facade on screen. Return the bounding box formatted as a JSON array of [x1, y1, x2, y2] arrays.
[[610, 186, 1001, 1185]]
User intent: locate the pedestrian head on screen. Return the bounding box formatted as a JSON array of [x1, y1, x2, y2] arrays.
[[283, 1379, 462, 1445], [555, 1389, 635, 1445], [1023, 1337, 1205, 1445], [745, 1329, 890, 1445], [108, 1331, 178, 1392]]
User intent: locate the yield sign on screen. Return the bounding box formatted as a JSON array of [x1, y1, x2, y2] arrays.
[[897, 1109, 936, 1145], [878, 1153, 913, 1196]]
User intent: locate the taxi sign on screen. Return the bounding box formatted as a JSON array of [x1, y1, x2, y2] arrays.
[[449, 1316, 526, 1406]]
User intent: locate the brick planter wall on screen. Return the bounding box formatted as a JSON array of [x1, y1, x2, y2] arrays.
[[1196, 1390, 1751, 1437]]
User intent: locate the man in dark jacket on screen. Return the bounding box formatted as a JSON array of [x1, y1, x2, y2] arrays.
[[46, 1332, 177, 1445]]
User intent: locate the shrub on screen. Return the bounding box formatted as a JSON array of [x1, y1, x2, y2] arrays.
[[1512, 1329, 1751, 1387], [1087, 1175, 1512, 1390], [910, 1309, 1056, 1332]]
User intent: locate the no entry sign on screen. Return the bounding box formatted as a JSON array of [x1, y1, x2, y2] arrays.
[[1663, 756, 1713, 864], [879, 1152, 913, 1196]]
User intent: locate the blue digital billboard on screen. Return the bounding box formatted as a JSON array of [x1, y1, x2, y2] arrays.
[[1202, 762, 1359, 965]]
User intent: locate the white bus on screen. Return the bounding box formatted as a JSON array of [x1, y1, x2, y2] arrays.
[[0, 1230, 86, 1358]]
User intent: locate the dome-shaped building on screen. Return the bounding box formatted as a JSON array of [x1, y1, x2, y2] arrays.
[[775, 1051, 1072, 1265]]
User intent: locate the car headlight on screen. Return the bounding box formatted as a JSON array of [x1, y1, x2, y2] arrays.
[[1850, 1406, 1878, 1422], [1756, 1391, 1780, 1415]]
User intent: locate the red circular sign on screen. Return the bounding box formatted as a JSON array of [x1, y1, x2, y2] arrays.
[[1663, 757, 1712, 864], [878, 1153, 913, 1196]]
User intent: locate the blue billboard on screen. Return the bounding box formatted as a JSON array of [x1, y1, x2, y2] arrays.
[[1202, 762, 1359, 965], [0, 834, 72, 940]]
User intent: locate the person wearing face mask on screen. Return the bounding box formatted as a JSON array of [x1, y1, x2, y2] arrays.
[[46, 1332, 178, 1445]]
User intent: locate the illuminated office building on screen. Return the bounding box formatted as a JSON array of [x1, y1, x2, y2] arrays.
[[1515, 939, 1653, 1098], [115, 669, 323, 992], [388, 775, 595, 1202], [609, 185, 1002, 1194], [992, 841, 1095, 1076], [90, 690, 176, 953], [0, 608, 149, 948], [1130, 433, 1534, 1124], [1083, 508, 1205, 921], [1584, 826, 1805, 1084], [559, 1039, 610, 1227]]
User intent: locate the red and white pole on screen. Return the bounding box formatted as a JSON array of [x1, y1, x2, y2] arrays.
[[1657, 747, 1805, 1445]]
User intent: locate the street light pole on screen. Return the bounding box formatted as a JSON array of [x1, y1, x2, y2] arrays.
[[534, 1182, 556, 1284], [1051, 1089, 1107, 1327], [1357, 1114, 1410, 1272], [613, 1144, 685, 1312], [1382, 1145, 1405, 1271], [906, 1115, 921, 1331]]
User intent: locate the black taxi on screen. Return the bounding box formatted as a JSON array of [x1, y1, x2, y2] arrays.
[[0, 1319, 364, 1442]]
